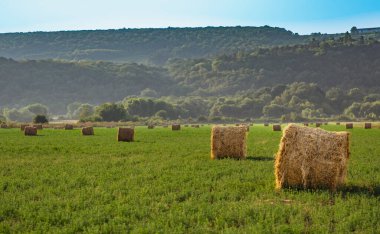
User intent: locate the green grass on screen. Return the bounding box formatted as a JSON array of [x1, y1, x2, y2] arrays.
[[0, 125, 379, 233]]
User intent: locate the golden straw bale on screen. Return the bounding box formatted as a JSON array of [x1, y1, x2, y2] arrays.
[[20, 124, 29, 131], [211, 126, 247, 160], [364, 123, 371, 129], [346, 123, 353, 129], [172, 124, 181, 131], [272, 125, 281, 131], [275, 124, 350, 190], [82, 127, 94, 136], [117, 127, 134, 142], [24, 126, 37, 136], [65, 124, 74, 130], [33, 124, 43, 130]]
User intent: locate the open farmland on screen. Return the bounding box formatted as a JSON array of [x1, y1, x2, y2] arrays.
[[1, 125, 380, 233]]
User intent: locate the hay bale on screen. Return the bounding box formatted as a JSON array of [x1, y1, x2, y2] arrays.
[[65, 124, 74, 130], [172, 124, 181, 131], [316, 123, 322, 127], [235, 124, 240, 126], [1, 124, 8, 129], [303, 123, 309, 126], [82, 127, 94, 136], [364, 123, 372, 129], [117, 127, 134, 142], [275, 124, 350, 190], [192, 124, 200, 128], [148, 125, 155, 129], [346, 123, 353, 129], [24, 126, 37, 136], [20, 124, 29, 131], [264, 123, 269, 127], [273, 125, 281, 131], [211, 126, 247, 160]]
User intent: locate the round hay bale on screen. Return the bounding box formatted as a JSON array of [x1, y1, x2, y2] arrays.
[[316, 123, 322, 127], [272, 125, 281, 131], [148, 125, 155, 129], [275, 124, 350, 190], [82, 127, 94, 136], [303, 123, 309, 126], [172, 124, 181, 131], [364, 123, 372, 129], [24, 126, 37, 136], [65, 124, 74, 130], [211, 126, 247, 160], [346, 123, 353, 129], [117, 127, 134, 142]]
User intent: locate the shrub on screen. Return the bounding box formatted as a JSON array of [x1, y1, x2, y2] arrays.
[[33, 115, 49, 124]]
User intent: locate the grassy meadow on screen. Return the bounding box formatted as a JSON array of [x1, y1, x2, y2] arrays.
[[0, 124, 380, 233]]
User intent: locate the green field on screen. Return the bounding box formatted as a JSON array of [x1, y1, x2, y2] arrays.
[[1, 125, 379, 233]]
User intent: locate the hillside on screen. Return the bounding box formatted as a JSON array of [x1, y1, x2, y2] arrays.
[[0, 26, 305, 65]]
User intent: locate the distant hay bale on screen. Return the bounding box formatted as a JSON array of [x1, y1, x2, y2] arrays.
[[24, 126, 37, 136], [20, 124, 29, 131], [33, 124, 43, 130], [82, 127, 94, 136], [336, 122, 340, 125], [316, 123, 322, 127], [235, 124, 240, 126], [172, 124, 181, 131], [275, 124, 350, 190], [148, 125, 155, 129], [192, 124, 200, 128], [264, 123, 269, 126], [364, 123, 372, 129], [117, 127, 134, 142], [303, 123, 309, 126], [1, 124, 8, 129], [65, 124, 74, 130], [346, 123, 353, 129], [273, 125, 281, 131], [210, 126, 247, 160]]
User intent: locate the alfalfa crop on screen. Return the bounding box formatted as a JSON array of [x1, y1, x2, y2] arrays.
[[275, 124, 350, 190], [210, 126, 247, 160]]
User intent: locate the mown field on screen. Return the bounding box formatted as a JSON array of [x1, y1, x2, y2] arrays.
[[0, 124, 379, 233]]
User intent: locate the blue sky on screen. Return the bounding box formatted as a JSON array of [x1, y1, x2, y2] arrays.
[[0, 0, 379, 34]]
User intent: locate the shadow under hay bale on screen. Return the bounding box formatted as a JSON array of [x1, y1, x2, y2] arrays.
[[364, 123, 372, 129], [172, 124, 181, 131], [148, 125, 155, 129], [24, 126, 37, 136], [275, 124, 350, 191], [82, 127, 94, 136], [20, 124, 29, 131], [118, 127, 134, 142], [33, 124, 43, 130], [211, 126, 247, 160], [273, 125, 281, 131], [346, 123, 353, 129], [65, 124, 74, 130]]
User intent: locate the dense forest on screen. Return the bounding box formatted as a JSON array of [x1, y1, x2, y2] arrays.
[[0, 26, 379, 122]]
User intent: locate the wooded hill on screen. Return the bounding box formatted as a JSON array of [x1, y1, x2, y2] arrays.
[[0, 26, 307, 65]]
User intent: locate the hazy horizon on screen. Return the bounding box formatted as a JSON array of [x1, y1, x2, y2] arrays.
[[1, 0, 379, 35]]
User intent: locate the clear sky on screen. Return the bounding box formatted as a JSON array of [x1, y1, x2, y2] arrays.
[[0, 0, 379, 34]]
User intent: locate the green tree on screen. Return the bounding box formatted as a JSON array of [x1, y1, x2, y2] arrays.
[[96, 103, 126, 122], [33, 115, 49, 124]]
